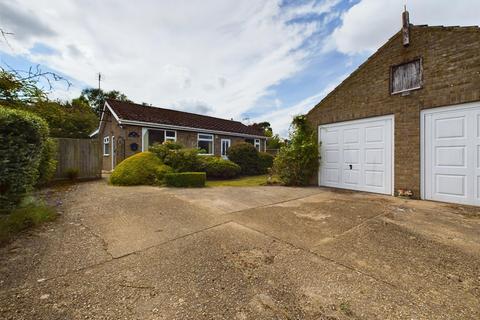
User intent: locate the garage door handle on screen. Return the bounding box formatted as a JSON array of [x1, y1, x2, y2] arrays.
[[349, 164, 353, 170]]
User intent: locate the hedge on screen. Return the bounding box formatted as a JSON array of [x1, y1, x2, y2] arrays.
[[164, 172, 206, 188], [110, 152, 171, 186], [199, 156, 241, 179], [0, 108, 50, 212]]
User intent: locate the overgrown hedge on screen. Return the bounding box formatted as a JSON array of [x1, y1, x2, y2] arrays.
[[0, 108, 50, 212], [258, 152, 274, 173], [150, 142, 202, 172], [164, 172, 206, 187], [110, 152, 172, 186]]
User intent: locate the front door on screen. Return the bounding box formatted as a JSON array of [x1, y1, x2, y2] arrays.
[[221, 139, 231, 158]]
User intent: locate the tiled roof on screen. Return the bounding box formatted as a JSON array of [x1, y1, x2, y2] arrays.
[[106, 99, 265, 137]]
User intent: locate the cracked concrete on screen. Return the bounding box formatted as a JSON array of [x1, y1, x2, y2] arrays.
[[1, 178, 479, 319]]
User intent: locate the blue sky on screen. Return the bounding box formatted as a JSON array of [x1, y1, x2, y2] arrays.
[[1, 0, 479, 136]]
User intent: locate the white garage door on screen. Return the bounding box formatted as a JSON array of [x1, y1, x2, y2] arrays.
[[319, 115, 393, 195], [422, 102, 480, 206]]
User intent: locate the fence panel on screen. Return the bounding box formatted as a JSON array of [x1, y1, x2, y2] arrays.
[[54, 138, 101, 180]]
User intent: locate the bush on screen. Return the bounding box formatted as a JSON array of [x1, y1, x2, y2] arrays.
[[66, 168, 80, 181], [0, 108, 49, 212], [199, 156, 241, 179], [150, 142, 202, 173], [226, 142, 261, 175], [154, 164, 174, 183], [164, 172, 206, 188], [149, 141, 183, 162], [273, 115, 318, 186], [37, 138, 58, 185], [110, 152, 169, 186], [258, 152, 274, 174]]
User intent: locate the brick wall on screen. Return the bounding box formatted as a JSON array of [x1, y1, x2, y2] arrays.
[[306, 26, 480, 197]]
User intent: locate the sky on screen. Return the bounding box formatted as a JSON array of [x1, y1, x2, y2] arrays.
[[1, 0, 479, 136]]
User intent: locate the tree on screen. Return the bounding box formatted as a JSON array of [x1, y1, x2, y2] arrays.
[[79, 88, 130, 117], [267, 134, 285, 149], [255, 121, 273, 137], [273, 115, 318, 186]]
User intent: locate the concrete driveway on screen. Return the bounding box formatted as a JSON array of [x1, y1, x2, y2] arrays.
[[0, 179, 479, 319]]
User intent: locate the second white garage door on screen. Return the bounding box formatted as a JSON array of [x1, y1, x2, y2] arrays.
[[319, 115, 394, 195]]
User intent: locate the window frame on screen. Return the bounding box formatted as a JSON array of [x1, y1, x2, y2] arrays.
[[141, 128, 177, 151], [103, 136, 110, 156], [254, 138, 261, 151], [197, 133, 214, 155], [390, 57, 423, 95], [165, 130, 177, 142]]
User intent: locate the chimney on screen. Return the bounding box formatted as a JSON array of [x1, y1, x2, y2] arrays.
[[402, 6, 410, 46]]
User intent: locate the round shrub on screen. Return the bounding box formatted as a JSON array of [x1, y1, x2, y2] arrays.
[[226, 142, 261, 175], [200, 157, 241, 179], [164, 148, 202, 172], [0, 108, 49, 212], [164, 172, 206, 188], [258, 152, 274, 174], [110, 152, 169, 186]]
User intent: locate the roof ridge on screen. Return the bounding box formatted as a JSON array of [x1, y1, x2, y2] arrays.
[[106, 99, 246, 125]]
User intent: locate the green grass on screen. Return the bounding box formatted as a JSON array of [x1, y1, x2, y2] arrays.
[[0, 200, 56, 245], [206, 174, 279, 187]]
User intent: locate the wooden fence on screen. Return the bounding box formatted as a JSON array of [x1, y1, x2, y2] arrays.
[[54, 138, 102, 180]]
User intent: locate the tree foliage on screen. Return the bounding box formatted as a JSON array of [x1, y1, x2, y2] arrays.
[[79, 88, 130, 117], [273, 115, 319, 186]]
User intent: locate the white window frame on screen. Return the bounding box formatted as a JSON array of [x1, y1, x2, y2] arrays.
[[103, 136, 110, 156], [165, 130, 177, 142], [141, 128, 177, 151], [197, 133, 214, 155], [254, 139, 261, 151], [220, 139, 231, 158]]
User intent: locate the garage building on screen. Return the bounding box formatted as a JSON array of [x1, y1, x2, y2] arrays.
[[307, 11, 480, 206]]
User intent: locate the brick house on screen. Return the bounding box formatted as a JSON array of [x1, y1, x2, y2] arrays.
[[97, 99, 266, 171], [307, 11, 480, 206]]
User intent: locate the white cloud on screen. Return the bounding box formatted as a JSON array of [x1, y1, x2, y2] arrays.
[[329, 0, 480, 55], [253, 73, 348, 137], [0, 0, 338, 121]]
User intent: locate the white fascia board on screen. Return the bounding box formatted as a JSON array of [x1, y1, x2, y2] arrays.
[[119, 119, 266, 139]]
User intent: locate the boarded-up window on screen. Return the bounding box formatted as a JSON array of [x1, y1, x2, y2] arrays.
[[391, 59, 422, 94]]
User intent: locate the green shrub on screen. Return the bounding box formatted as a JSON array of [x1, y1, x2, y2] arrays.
[[66, 168, 80, 181], [258, 152, 274, 174], [164, 148, 202, 172], [199, 156, 241, 179], [164, 172, 206, 188], [37, 138, 58, 185], [149, 141, 183, 162], [226, 142, 261, 175], [110, 152, 167, 186], [273, 115, 318, 186], [154, 164, 174, 183], [0, 108, 49, 212]]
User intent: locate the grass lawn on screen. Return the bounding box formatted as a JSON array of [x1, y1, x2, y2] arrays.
[[206, 174, 279, 187]]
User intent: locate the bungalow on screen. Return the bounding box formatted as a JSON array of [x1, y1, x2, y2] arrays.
[[97, 99, 266, 171], [307, 10, 480, 206]]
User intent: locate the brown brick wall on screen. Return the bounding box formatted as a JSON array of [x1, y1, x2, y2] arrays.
[[306, 26, 480, 197]]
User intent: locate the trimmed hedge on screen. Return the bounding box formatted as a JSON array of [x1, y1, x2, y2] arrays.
[[258, 152, 274, 174], [226, 142, 261, 175], [37, 138, 58, 186], [110, 152, 172, 186], [164, 172, 206, 188], [200, 156, 241, 179], [0, 108, 50, 212]]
